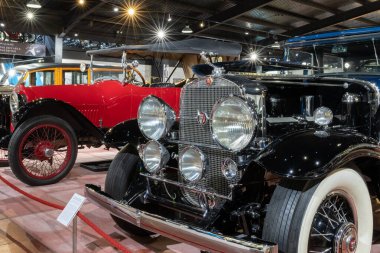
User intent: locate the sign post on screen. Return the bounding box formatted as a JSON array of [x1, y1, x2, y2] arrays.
[[57, 193, 86, 253]]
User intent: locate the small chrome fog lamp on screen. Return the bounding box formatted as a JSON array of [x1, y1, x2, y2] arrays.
[[179, 146, 206, 182], [314, 106, 333, 126], [141, 140, 169, 173], [221, 158, 238, 180]]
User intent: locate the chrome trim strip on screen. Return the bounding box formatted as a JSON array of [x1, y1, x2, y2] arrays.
[[140, 172, 233, 200], [85, 185, 278, 253]]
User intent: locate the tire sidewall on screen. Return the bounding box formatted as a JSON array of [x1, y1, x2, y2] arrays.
[[9, 115, 78, 186], [297, 168, 373, 253]]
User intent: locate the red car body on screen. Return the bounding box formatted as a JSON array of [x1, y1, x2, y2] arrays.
[[14, 80, 180, 129], [8, 79, 181, 186]]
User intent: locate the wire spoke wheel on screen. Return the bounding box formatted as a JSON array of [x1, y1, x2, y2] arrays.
[[309, 193, 357, 253], [18, 124, 73, 179], [9, 116, 78, 185]]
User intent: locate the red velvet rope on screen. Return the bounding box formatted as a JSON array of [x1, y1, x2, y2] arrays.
[[0, 174, 131, 253]]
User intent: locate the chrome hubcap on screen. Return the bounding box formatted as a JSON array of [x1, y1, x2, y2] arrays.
[[44, 148, 54, 158], [334, 223, 357, 253]]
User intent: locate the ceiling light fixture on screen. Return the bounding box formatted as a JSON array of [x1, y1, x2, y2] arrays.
[[0, 23, 5, 27], [157, 29, 166, 39], [113, 7, 119, 12], [78, 0, 85, 5], [271, 41, 280, 48], [127, 7, 135, 16], [245, 31, 249, 35], [26, 11, 34, 20], [74, 33, 79, 37], [200, 21, 204, 28], [181, 25, 193, 34], [167, 14, 172, 22], [26, 0, 41, 9]]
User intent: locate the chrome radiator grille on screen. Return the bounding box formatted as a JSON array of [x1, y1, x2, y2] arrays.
[[178, 78, 243, 199], [179, 78, 243, 146]]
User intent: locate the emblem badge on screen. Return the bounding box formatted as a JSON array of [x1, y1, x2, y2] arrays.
[[197, 111, 208, 125]]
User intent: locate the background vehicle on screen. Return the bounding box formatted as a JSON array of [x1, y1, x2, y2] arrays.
[[8, 38, 242, 186], [285, 26, 380, 87], [86, 62, 380, 253]]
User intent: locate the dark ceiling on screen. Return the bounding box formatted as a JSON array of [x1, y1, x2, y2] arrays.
[[1, 0, 380, 47]]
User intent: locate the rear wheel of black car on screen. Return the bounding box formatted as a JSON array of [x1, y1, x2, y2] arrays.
[[262, 168, 372, 253], [105, 152, 153, 236], [9, 116, 78, 186]]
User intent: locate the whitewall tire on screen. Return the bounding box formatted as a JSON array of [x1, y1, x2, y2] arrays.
[[263, 168, 373, 253]]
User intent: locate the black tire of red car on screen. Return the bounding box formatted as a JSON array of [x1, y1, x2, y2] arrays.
[[8, 116, 78, 186], [105, 152, 153, 236], [262, 168, 372, 253]]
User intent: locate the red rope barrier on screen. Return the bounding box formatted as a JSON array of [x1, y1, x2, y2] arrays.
[[0, 174, 132, 253]]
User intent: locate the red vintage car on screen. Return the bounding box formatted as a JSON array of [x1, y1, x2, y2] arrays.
[[7, 38, 242, 186]]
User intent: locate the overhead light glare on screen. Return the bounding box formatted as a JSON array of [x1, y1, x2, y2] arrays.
[[157, 29, 166, 39], [74, 33, 79, 37], [113, 7, 119, 12], [167, 14, 172, 22], [26, 0, 41, 9], [245, 31, 249, 35], [200, 21, 204, 28], [181, 25, 193, 34], [26, 11, 34, 20], [250, 52, 258, 61], [127, 7, 135, 16], [78, 0, 85, 5], [0, 23, 5, 27]]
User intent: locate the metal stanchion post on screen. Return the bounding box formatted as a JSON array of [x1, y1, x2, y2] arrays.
[[73, 215, 77, 253]]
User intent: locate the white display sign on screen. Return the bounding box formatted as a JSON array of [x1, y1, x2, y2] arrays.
[[57, 193, 86, 227]]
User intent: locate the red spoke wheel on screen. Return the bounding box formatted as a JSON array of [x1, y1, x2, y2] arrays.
[[9, 116, 78, 186]]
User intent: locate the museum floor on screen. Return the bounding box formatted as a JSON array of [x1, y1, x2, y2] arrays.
[[0, 147, 379, 253]]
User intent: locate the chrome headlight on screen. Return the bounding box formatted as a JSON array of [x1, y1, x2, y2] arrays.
[[138, 96, 175, 140], [140, 140, 169, 173], [314, 106, 333, 126], [211, 96, 256, 151], [179, 146, 206, 182], [10, 91, 19, 114]]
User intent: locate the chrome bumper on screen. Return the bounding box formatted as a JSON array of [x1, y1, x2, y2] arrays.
[[85, 184, 278, 253]]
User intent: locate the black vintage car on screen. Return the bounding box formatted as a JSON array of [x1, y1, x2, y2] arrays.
[[85, 62, 380, 253]]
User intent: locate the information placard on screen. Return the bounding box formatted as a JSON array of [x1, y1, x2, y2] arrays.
[[57, 193, 86, 227]]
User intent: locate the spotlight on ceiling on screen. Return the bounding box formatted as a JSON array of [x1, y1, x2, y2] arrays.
[[249, 52, 258, 61], [245, 31, 249, 35], [74, 33, 79, 37], [0, 22, 5, 28], [26, 11, 34, 20], [113, 7, 119, 12], [181, 25, 193, 34], [167, 14, 172, 22], [26, 0, 41, 9], [78, 0, 85, 5], [157, 29, 166, 40], [200, 21, 204, 28], [271, 41, 281, 49], [127, 7, 135, 16]]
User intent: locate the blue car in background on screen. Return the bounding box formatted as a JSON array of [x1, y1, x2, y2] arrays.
[[285, 26, 380, 88]]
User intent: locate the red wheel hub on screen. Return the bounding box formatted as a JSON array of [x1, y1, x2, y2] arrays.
[[34, 141, 54, 160]]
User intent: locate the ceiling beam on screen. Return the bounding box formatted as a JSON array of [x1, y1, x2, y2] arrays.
[[59, 1, 111, 38], [262, 6, 349, 29], [259, 1, 380, 45], [290, 0, 379, 26], [237, 16, 293, 31], [192, 0, 274, 35]]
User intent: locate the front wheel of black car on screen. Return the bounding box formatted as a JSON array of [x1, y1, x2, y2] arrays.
[[9, 116, 78, 186], [105, 152, 152, 236], [263, 168, 372, 253]]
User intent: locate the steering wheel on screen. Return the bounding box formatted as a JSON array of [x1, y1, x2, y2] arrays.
[[124, 65, 146, 86]]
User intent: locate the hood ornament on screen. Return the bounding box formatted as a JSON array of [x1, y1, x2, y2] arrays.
[[200, 51, 223, 78]]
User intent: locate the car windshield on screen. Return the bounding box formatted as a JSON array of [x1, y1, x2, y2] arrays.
[[93, 69, 125, 82], [286, 39, 380, 74]]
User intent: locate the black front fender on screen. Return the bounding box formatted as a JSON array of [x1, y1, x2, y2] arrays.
[[255, 129, 380, 179], [104, 119, 143, 149]]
